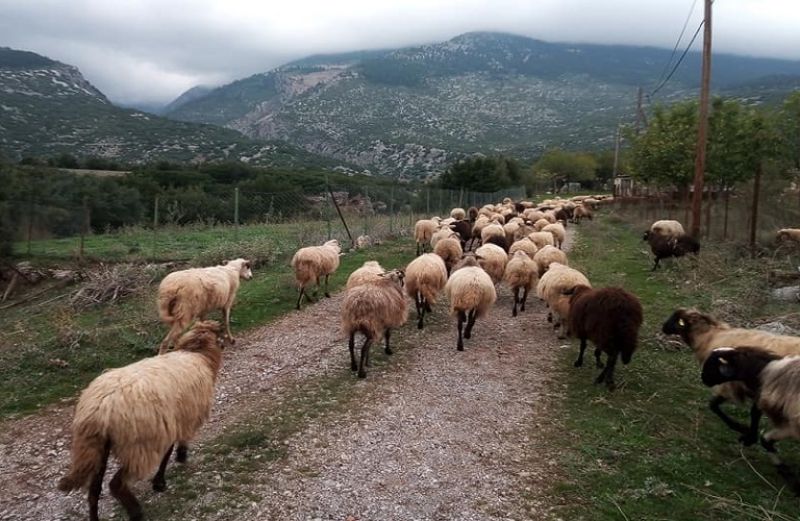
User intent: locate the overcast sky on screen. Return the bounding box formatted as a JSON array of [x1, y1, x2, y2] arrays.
[[1, 0, 798, 106]]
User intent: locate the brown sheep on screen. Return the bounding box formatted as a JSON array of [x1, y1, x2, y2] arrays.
[[504, 250, 539, 317], [445, 256, 497, 350], [291, 239, 341, 310], [405, 253, 448, 329]]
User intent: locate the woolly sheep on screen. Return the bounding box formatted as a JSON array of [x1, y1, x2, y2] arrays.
[[536, 262, 590, 338], [504, 250, 539, 317], [405, 253, 448, 330], [542, 222, 566, 249], [573, 205, 593, 223], [647, 234, 700, 270], [480, 222, 506, 245], [448, 220, 472, 250], [701, 347, 800, 494], [157, 258, 252, 354], [533, 245, 568, 277], [430, 227, 459, 249], [434, 236, 464, 275], [346, 260, 385, 290], [58, 321, 228, 521], [567, 286, 643, 389], [341, 269, 408, 378], [533, 218, 551, 231], [523, 209, 545, 222], [662, 308, 800, 441], [450, 207, 467, 220], [509, 237, 538, 259], [512, 221, 536, 242], [474, 243, 508, 284], [414, 217, 441, 255], [445, 256, 497, 350], [467, 207, 479, 222], [528, 231, 555, 250], [644, 220, 685, 241], [291, 239, 341, 310], [776, 228, 800, 243]]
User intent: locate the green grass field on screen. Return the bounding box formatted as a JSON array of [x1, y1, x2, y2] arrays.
[[555, 214, 800, 520]]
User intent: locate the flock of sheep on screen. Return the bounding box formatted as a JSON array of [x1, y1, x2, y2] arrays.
[[56, 193, 800, 521]]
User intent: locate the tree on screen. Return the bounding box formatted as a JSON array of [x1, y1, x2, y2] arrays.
[[532, 149, 597, 191], [438, 156, 528, 192]]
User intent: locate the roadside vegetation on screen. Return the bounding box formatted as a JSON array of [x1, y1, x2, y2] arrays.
[[555, 213, 800, 520]]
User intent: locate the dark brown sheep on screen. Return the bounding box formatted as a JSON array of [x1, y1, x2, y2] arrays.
[[467, 206, 479, 223], [648, 234, 700, 270], [567, 285, 643, 389], [449, 220, 473, 251], [484, 234, 509, 253]]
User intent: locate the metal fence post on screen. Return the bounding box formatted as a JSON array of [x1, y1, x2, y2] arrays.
[[363, 187, 369, 237], [389, 184, 395, 234], [152, 195, 159, 261], [325, 177, 332, 240], [79, 196, 89, 262], [234, 187, 240, 241]]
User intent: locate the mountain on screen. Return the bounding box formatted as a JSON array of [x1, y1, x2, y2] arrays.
[[0, 47, 345, 169], [165, 32, 800, 178], [161, 85, 214, 114]]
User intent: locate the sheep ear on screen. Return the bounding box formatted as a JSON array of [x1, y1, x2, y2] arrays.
[[717, 356, 737, 378], [222, 259, 229, 265]]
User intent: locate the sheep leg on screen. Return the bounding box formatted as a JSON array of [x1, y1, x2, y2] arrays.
[[416, 242, 421, 256], [739, 404, 762, 447], [358, 337, 372, 378], [158, 323, 184, 355], [176, 443, 188, 463], [594, 348, 605, 368], [295, 287, 305, 310], [708, 395, 750, 435], [324, 274, 331, 298], [512, 287, 520, 317], [520, 287, 529, 312], [547, 311, 553, 323], [223, 306, 234, 344], [464, 309, 477, 339], [88, 440, 111, 521], [416, 295, 425, 330], [761, 429, 800, 495], [152, 444, 174, 492], [349, 333, 357, 371], [384, 329, 393, 355], [599, 352, 618, 390], [109, 468, 143, 521], [457, 311, 466, 351], [574, 338, 587, 367], [652, 257, 660, 271]]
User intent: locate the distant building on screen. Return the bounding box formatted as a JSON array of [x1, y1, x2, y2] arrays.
[[614, 175, 634, 197]]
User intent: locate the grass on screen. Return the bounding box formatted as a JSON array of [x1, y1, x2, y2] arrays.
[[554, 213, 800, 520], [0, 238, 415, 419]]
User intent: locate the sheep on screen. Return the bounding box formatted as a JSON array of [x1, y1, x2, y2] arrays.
[[542, 222, 566, 249], [157, 258, 252, 354], [523, 209, 545, 222], [467, 206, 479, 223], [573, 205, 593, 223], [291, 239, 341, 310], [405, 253, 448, 329], [776, 228, 800, 243], [346, 260, 384, 290], [533, 245, 568, 277], [533, 218, 551, 231], [469, 216, 491, 249], [647, 233, 700, 270], [554, 207, 570, 223], [480, 222, 506, 245], [414, 217, 441, 255], [450, 207, 467, 220], [643, 219, 685, 241], [566, 285, 643, 389], [474, 243, 508, 284], [662, 308, 800, 441], [430, 226, 459, 250], [483, 234, 509, 253], [58, 321, 228, 521], [434, 236, 463, 275], [528, 231, 556, 250], [509, 237, 538, 259], [701, 347, 800, 495], [536, 263, 591, 338], [449, 219, 472, 250], [445, 256, 497, 350], [512, 221, 536, 242], [341, 269, 408, 378], [504, 250, 539, 317]]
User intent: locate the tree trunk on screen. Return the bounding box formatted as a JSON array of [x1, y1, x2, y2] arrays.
[[750, 163, 763, 257], [683, 185, 690, 228], [722, 187, 730, 240], [705, 187, 713, 239]]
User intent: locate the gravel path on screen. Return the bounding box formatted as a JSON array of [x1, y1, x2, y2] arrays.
[[0, 232, 574, 521]]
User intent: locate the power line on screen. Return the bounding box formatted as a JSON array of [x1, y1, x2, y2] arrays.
[[649, 19, 705, 98], [654, 0, 700, 88]]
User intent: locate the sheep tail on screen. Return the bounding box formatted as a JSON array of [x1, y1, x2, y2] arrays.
[[158, 293, 179, 322], [292, 258, 317, 286], [57, 434, 110, 492]]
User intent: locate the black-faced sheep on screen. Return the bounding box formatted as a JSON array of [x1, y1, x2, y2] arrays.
[[662, 308, 800, 442], [157, 258, 252, 354], [504, 250, 538, 317], [405, 253, 448, 329], [647, 234, 700, 270], [567, 285, 643, 389], [701, 347, 800, 495], [58, 321, 227, 521], [444, 256, 497, 351], [341, 269, 408, 378], [291, 239, 341, 309]]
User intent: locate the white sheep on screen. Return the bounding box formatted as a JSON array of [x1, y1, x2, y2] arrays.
[[341, 269, 408, 378], [346, 260, 385, 290], [533, 245, 568, 277], [405, 253, 448, 329], [157, 258, 252, 354], [504, 250, 539, 317], [528, 231, 555, 250], [58, 321, 227, 521], [536, 262, 591, 338], [414, 217, 442, 255], [644, 220, 685, 241], [474, 243, 508, 284], [434, 236, 463, 275], [450, 207, 467, 220], [430, 226, 459, 250], [542, 222, 566, 249], [509, 237, 538, 258], [291, 239, 341, 310], [445, 256, 497, 350]]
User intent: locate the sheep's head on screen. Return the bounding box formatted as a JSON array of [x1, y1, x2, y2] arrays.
[[379, 268, 405, 288], [324, 239, 342, 255], [642, 230, 651, 241], [701, 347, 780, 388], [662, 308, 721, 345], [225, 258, 253, 280], [176, 320, 229, 352]]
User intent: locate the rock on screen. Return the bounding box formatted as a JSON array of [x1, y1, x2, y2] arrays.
[[755, 321, 797, 335], [770, 285, 800, 302]]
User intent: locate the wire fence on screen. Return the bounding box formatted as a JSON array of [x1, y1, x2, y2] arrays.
[[9, 184, 528, 264]]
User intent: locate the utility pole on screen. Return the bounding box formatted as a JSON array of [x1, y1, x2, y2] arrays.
[[635, 86, 647, 134], [612, 124, 622, 197], [690, 0, 712, 238]]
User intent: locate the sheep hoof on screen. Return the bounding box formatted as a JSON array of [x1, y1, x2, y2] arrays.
[[595, 361, 605, 369], [573, 360, 583, 368], [464, 331, 471, 339], [739, 433, 758, 447], [325, 292, 331, 298], [417, 321, 424, 330], [350, 363, 358, 371], [176, 445, 188, 463], [152, 478, 167, 492], [557, 334, 566, 340], [357, 370, 367, 379], [606, 382, 617, 391], [385, 348, 393, 356]]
